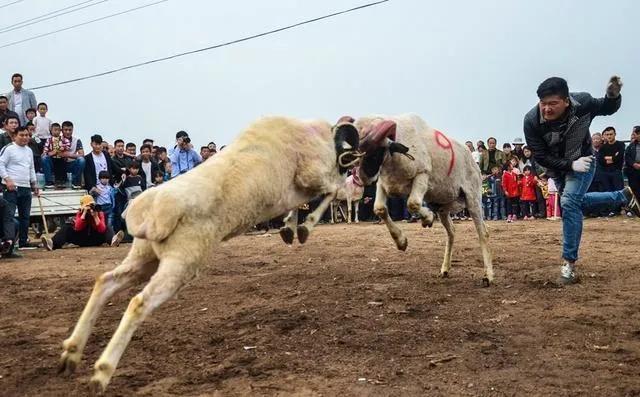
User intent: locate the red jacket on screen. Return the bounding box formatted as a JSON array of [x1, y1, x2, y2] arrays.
[[502, 170, 519, 198], [519, 174, 537, 201], [74, 211, 107, 234]]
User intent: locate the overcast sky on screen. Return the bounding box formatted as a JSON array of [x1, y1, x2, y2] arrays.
[[2, 0, 639, 149]]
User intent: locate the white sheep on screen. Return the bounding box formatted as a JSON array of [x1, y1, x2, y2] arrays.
[[351, 114, 494, 286], [330, 172, 365, 223], [57, 116, 360, 394]]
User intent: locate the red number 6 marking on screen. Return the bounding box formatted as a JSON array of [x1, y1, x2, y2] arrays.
[[434, 130, 455, 176]]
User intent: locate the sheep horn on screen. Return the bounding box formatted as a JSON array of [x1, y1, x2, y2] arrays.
[[338, 150, 365, 168]]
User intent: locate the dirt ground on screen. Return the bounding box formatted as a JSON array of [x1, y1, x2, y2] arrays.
[[1, 218, 640, 397]]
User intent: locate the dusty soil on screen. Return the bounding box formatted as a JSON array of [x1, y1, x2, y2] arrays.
[[1, 218, 640, 397]]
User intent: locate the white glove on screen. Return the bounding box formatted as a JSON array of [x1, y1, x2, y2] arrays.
[[571, 156, 593, 173], [606, 75, 623, 98]]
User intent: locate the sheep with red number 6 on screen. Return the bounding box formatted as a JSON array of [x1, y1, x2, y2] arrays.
[[348, 114, 494, 286]]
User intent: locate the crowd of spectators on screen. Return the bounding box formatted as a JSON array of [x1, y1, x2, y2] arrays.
[[0, 72, 638, 258], [462, 126, 640, 222], [0, 72, 220, 255]]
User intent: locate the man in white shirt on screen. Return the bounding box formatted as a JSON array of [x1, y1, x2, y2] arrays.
[[0, 125, 40, 249], [83, 134, 114, 192], [6, 73, 37, 126], [138, 143, 158, 189]]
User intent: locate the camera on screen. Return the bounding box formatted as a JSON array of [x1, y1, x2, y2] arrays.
[[183, 137, 191, 144]]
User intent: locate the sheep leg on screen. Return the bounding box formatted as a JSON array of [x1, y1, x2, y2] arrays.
[[58, 239, 158, 376], [464, 189, 494, 286], [297, 192, 335, 244], [330, 202, 335, 224], [346, 199, 352, 224], [406, 174, 435, 228], [89, 259, 196, 395], [438, 211, 455, 278], [354, 201, 359, 223], [374, 184, 407, 251], [279, 209, 298, 245]]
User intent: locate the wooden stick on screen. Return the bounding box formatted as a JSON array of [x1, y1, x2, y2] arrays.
[[428, 355, 458, 367], [36, 194, 49, 236]]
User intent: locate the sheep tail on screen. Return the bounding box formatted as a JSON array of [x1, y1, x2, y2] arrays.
[[125, 189, 183, 242]]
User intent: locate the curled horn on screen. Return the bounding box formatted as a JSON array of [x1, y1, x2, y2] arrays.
[[338, 150, 365, 168]]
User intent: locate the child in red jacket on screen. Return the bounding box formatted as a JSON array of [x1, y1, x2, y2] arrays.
[[519, 165, 538, 220], [502, 157, 520, 223]]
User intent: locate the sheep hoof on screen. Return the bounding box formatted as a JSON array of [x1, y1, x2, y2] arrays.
[[440, 271, 449, 278], [297, 225, 309, 244], [88, 378, 107, 396], [482, 277, 491, 287], [58, 354, 78, 375], [396, 237, 408, 251], [279, 227, 294, 245], [421, 217, 434, 228]]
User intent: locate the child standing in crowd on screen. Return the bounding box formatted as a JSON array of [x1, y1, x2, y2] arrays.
[[487, 165, 505, 220], [163, 161, 172, 181], [519, 165, 538, 220], [0, 126, 39, 249], [119, 161, 144, 203], [25, 108, 36, 125], [546, 176, 560, 218], [502, 156, 520, 223], [45, 122, 71, 188], [33, 103, 51, 142], [25, 122, 42, 172], [481, 175, 491, 220], [90, 170, 114, 228], [152, 170, 164, 186]]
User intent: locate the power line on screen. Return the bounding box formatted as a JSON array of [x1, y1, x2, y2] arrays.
[[0, 0, 24, 9], [0, 0, 99, 33], [0, 0, 168, 50], [0, 0, 110, 34], [29, 0, 390, 91]]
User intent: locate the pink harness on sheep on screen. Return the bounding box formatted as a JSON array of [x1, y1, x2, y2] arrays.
[[350, 169, 363, 187]]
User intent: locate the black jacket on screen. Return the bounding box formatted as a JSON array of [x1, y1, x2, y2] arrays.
[[138, 159, 159, 190], [598, 141, 626, 171], [110, 154, 133, 181], [0, 110, 19, 127], [0, 131, 12, 150], [625, 141, 640, 172], [523, 92, 621, 177], [83, 150, 115, 191]]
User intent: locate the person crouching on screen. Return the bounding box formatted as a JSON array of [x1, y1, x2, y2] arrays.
[[42, 195, 124, 250]]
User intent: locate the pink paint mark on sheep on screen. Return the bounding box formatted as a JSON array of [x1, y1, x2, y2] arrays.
[[435, 130, 455, 176]]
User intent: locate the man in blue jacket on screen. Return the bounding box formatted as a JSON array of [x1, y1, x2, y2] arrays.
[[169, 131, 201, 178], [523, 76, 639, 284]]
